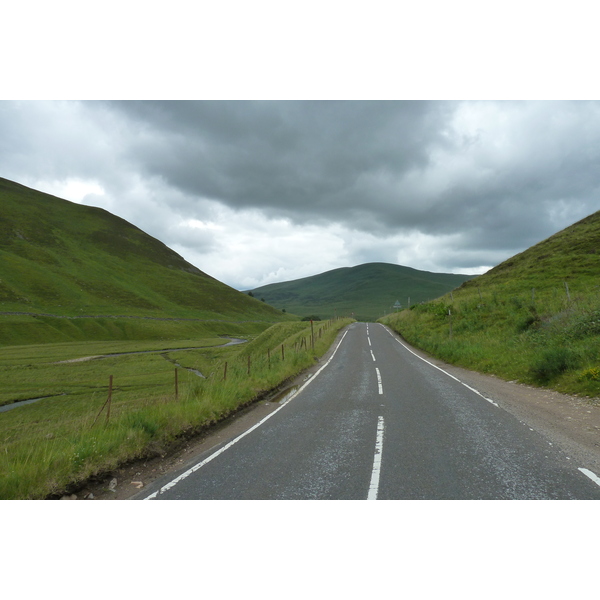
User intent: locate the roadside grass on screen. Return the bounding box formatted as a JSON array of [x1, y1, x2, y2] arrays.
[[380, 281, 600, 400], [0, 318, 352, 499]]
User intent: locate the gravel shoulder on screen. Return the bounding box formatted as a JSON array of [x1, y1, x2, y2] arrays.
[[67, 326, 600, 500]]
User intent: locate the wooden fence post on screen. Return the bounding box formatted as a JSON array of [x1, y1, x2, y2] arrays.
[[223, 361, 228, 381], [175, 368, 178, 399], [281, 344, 285, 361], [92, 375, 113, 427], [106, 375, 113, 423]]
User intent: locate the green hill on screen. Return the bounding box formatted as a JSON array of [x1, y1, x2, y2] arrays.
[[0, 177, 290, 344], [247, 262, 474, 321], [381, 210, 600, 398]]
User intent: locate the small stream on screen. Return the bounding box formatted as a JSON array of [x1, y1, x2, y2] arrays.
[[1, 337, 247, 413], [0, 394, 66, 413]]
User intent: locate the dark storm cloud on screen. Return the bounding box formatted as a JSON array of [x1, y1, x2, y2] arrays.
[[99, 100, 600, 249], [102, 100, 455, 221]]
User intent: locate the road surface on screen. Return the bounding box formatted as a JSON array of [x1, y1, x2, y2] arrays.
[[140, 323, 600, 499]]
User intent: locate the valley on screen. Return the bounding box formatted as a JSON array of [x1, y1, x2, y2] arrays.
[[1, 176, 599, 499]]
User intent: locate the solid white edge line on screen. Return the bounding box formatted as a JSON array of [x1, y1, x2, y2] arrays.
[[380, 324, 499, 407], [368, 416, 385, 500], [578, 467, 600, 487], [143, 328, 351, 499]]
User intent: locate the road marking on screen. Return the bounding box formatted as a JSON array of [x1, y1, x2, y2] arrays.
[[375, 367, 383, 394], [578, 467, 600, 487], [381, 325, 499, 407], [143, 328, 351, 499], [368, 416, 385, 500], [370, 350, 376, 362], [367, 336, 372, 346]]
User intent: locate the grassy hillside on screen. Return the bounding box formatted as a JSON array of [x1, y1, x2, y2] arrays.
[[380, 211, 600, 399], [247, 262, 474, 321], [0, 177, 291, 344]]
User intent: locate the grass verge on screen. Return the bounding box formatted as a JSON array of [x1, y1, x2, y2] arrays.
[[379, 283, 600, 400]]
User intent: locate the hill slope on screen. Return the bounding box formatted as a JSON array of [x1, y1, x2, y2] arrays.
[[458, 210, 600, 294], [0, 177, 287, 324], [247, 262, 474, 321], [381, 210, 600, 398]]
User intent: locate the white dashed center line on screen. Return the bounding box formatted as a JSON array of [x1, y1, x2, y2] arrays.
[[375, 367, 383, 394], [368, 416, 385, 500]]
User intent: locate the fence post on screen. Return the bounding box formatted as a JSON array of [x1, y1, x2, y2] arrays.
[[106, 375, 113, 423], [247, 354, 251, 376], [281, 344, 285, 361], [175, 368, 178, 399], [91, 375, 113, 427], [223, 361, 228, 381], [268, 347, 271, 368]]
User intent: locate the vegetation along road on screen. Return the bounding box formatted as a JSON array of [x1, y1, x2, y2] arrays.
[[137, 323, 600, 500]]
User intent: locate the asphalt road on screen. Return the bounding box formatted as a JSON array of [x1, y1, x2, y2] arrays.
[[140, 323, 600, 500]]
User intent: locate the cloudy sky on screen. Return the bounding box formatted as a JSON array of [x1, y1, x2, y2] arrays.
[[2, 99, 599, 290], [2, 3, 599, 291]]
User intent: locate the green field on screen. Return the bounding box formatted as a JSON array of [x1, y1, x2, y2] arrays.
[[380, 211, 600, 400], [247, 262, 474, 321], [0, 318, 353, 499]]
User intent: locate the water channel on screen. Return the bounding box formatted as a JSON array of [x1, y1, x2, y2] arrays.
[[0, 337, 247, 413]]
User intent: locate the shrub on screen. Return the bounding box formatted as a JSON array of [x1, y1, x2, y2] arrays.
[[515, 313, 541, 333], [530, 348, 578, 383]]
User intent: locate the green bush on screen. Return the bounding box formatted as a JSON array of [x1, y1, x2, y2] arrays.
[[531, 348, 579, 383], [515, 312, 541, 333]]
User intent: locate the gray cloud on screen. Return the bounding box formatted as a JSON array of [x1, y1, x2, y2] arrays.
[[1, 100, 599, 289], [102, 100, 454, 218]]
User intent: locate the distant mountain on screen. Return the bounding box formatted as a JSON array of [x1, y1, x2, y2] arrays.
[[247, 262, 475, 321], [0, 177, 287, 322]]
